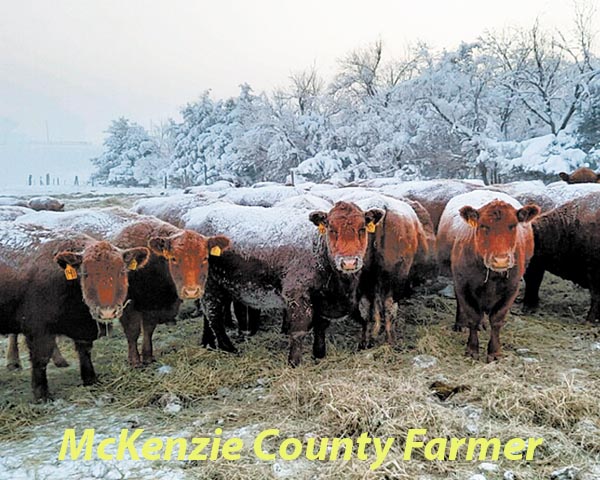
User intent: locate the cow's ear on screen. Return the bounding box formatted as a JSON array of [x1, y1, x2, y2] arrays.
[[459, 206, 479, 227], [309, 211, 328, 233], [364, 208, 385, 232], [517, 204, 541, 223], [55, 251, 83, 280], [148, 236, 172, 257], [123, 247, 150, 271], [559, 172, 570, 182], [55, 251, 83, 269], [208, 235, 231, 257]]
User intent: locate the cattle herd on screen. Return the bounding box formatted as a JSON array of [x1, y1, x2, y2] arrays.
[[1, 167, 599, 401]]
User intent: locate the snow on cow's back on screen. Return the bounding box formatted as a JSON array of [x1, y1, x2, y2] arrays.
[[545, 182, 600, 207], [309, 186, 379, 204], [15, 207, 143, 239], [353, 194, 420, 223], [221, 185, 307, 207], [0, 206, 35, 221], [274, 194, 332, 211], [183, 202, 317, 250], [133, 192, 224, 226], [0, 221, 56, 261], [486, 181, 554, 212], [377, 179, 484, 202]]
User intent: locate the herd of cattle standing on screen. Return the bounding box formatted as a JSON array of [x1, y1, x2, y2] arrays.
[[1, 166, 600, 401]]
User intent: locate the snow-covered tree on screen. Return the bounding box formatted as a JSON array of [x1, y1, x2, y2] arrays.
[[91, 118, 168, 186]]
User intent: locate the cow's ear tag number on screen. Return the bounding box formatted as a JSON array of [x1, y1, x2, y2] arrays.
[[366, 222, 376, 233], [64, 265, 78, 280], [468, 219, 478, 228], [210, 246, 222, 257], [318, 224, 327, 234]]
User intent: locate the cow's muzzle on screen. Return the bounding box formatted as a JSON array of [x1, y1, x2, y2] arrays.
[[335, 256, 363, 273], [91, 304, 125, 322], [181, 285, 204, 300], [485, 254, 514, 273]]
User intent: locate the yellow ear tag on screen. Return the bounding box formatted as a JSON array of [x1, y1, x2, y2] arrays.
[[210, 246, 222, 256], [366, 222, 376, 233], [129, 258, 138, 271], [318, 224, 326, 234], [467, 219, 478, 228], [64, 265, 77, 280]]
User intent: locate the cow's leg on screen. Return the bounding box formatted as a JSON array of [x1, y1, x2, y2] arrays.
[[312, 315, 330, 360], [141, 317, 158, 364], [357, 299, 370, 350], [248, 306, 261, 336], [457, 293, 483, 360], [522, 256, 545, 312], [51, 337, 69, 368], [487, 304, 511, 362], [586, 285, 600, 324], [234, 301, 250, 334], [26, 335, 54, 401], [120, 308, 142, 367], [287, 295, 312, 367], [200, 291, 237, 353], [383, 294, 398, 346], [6, 334, 21, 370], [371, 295, 383, 341], [74, 340, 96, 385]]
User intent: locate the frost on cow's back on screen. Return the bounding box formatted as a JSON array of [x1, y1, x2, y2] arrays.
[[183, 203, 317, 250]]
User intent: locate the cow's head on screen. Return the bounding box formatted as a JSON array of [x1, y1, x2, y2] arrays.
[[460, 200, 540, 272], [148, 231, 230, 300], [309, 201, 385, 273], [559, 167, 600, 184], [55, 241, 150, 322]]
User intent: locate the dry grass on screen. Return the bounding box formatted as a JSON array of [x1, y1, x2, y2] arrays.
[[1, 274, 599, 479]]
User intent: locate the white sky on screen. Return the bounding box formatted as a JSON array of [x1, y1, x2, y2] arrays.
[[0, 0, 592, 145]]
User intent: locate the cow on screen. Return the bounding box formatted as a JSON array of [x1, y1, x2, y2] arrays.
[[353, 196, 437, 349], [6, 207, 154, 368], [112, 218, 231, 366], [27, 196, 65, 211], [179, 201, 384, 366], [522, 192, 600, 323], [437, 191, 540, 362], [559, 167, 600, 184], [0, 222, 149, 400]]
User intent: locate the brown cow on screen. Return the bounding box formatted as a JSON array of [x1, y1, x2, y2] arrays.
[[28, 196, 65, 211], [523, 192, 600, 322], [437, 191, 539, 361], [0, 223, 149, 400], [354, 196, 436, 348], [181, 201, 383, 365], [113, 218, 230, 366], [559, 167, 600, 184]]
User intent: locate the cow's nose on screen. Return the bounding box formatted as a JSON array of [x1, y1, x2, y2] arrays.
[[491, 254, 511, 269], [181, 285, 203, 299], [339, 256, 362, 272], [98, 306, 122, 320]]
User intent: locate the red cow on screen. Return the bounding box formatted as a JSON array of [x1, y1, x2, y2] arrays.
[[113, 218, 230, 366], [0, 223, 149, 400], [437, 191, 540, 362], [559, 167, 600, 184]]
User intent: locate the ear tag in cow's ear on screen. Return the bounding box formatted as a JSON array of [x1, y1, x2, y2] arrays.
[[366, 221, 376, 233], [64, 265, 78, 280], [467, 219, 478, 228], [318, 224, 326, 234], [210, 246, 222, 257], [129, 258, 138, 271]]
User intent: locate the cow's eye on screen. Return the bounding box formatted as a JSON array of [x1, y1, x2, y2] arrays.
[[508, 224, 517, 231], [170, 257, 178, 264]]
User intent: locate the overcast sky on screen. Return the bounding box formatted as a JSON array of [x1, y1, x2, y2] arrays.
[[0, 0, 590, 145]]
